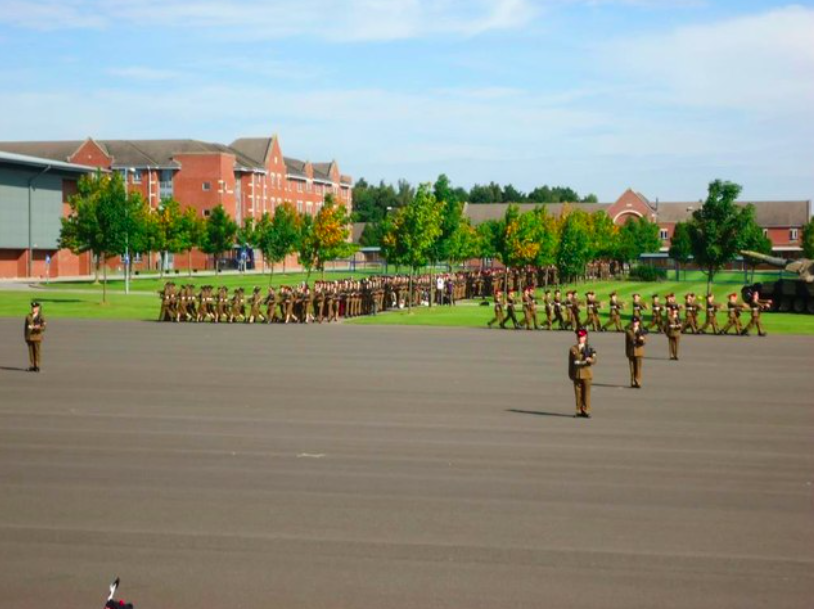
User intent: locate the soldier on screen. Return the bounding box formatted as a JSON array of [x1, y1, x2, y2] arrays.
[[720, 293, 745, 335], [502, 290, 521, 329], [568, 328, 596, 418], [742, 290, 772, 336], [552, 289, 566, 330], [681, 293, 700, 334], [542, 290, 554, 330], [698, 293, 721, 335], [625, 316, 647, 388], [665, 307, 682, 360], [569, 291, 583, 330], [630, 293, 648, 322], [247, 286, 265, 323], [522, 287, 540, 330], [158, 282, 176, 322], [584, 291, 601, 332], [647, 294, 664, 333], [24, 301, 47, 372], [487, 290, 505, 328], [602, 292, 624, 332], [264, 287, 279, 323]]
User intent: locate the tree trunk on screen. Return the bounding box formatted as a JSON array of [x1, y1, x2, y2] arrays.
[[102, 254, 107, 304], [408, 269, 414, 313], [269, 262, 275, 287], [429, 262, 434, 309], [160, 252, 165, 279], [93, 254, 100, 284]]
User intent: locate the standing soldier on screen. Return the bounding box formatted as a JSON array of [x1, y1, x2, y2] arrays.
[[665, 307, 682, 360], [742, 290, 772, 336], [568, 328, 596, 418], [698, 293, 721, 335], [648, 294, 664, 333], [602, 292, 624, 332], [625, 316, 647, 388], [487, 290, 505, 328], [24, 301, 46, 372], [585, 291, 602, 332], [720, 293, 745, 335]]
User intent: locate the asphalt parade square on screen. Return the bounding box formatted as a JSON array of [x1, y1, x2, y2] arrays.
[[0, 319, 812, 608]]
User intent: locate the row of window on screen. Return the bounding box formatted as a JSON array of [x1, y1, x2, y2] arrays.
[[659, 228, 800, 241]]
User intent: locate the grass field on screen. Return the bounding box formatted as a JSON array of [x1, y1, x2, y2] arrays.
[[3, 275, 812, 333]]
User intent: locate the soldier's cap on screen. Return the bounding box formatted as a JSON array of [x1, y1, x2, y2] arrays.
[[652, 294, 659, 298], [706, 292, 714, 298], [631, 316, 640, 323], [610, 291, 617, 296], [577, 328, 588, 337], [30, 301, 40, 308], [728, 292, 737, 298]]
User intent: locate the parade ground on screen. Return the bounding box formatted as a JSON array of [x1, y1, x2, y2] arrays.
[[0, 320, 812, 608]]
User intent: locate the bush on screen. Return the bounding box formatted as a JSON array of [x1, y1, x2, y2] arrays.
[[628, 265, 667, 282]]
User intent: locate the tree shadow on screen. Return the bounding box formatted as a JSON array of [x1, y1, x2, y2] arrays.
[[506, 408, 575, 419], [34, 298, 83, 304]]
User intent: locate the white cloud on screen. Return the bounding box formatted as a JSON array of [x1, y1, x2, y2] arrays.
[[0, 0, 537, 40], [603, 5, 814, 115]]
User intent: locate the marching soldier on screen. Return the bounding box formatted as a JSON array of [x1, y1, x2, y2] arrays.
[[742, 290, 771, 336], [681, 293, 700, 334], [569, 291, 583, 330], [487, 290, 505, 329], [698, 293, 721, 335], [665, 307, 682, 360], [602, 292, 624, 332], [647, 294, 664, 333], [247, 287, 265, 323], [665, 293, 681, 317], [625, 316, 647, 389], [720, 293, 745, 335], [503, 290, 521, 329], [264, 287, 279, 323], [552, 289, 567, 330], [24, 301, 46, 372], [158, 282, 177, 322], [522, 287, 540, 330], [568, 328, 596, 418], [585, 291, 602, 332], [542, 290, 554, 331]]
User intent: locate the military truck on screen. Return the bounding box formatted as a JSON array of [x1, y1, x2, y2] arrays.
[[740, 250, 814, 314]]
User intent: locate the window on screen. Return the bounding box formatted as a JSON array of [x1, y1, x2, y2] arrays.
[[132, 169, 142, 184], [203, 209, 211, 217], [659, 229, 669, 240], [790, 228, 799, 241], [202, 181, 211, 191], [762, 228, 769, 237], [306, 202, 313, 214], [159, 170, 173, 199], [297, 181, 303, 192]]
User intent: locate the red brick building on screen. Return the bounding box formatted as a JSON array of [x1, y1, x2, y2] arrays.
[[0, 136, 353, 276], [464, 188, 812, 257]]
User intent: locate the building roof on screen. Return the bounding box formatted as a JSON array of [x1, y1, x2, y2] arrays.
[[229, 137, 274, 167], [352, 222, 367, 244], [0, 149, 96, 174], [284, 156, 307, 179], [656, 200, 811, 227], [312, 161, 333, 182]]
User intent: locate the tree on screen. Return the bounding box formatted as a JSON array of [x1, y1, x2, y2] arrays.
[[476, 220, 501, 260], [687, 180, 752, 291], [201, 205, 237, 272], [802, 217, 814, 259], [311, 194, 356, 279], [267, 202, 301, 276], [297, 213, 318, 283], [588, 211, 617, 261], [236, 217, 256, 272], [177, 206, 204, 276], [468, 182, 503, 203], [530, 206, 560, 269], [149, 197, 186, 278], [501, 184, 525, 203], [668, 221, 692, 280], [556, 207, 592, 283], [59, 170, 149, 303], [381, 184, 443, 311], [616, 216, 661, 268]]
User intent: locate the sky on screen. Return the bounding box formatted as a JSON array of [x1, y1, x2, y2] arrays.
[[0, 0, 812, 203]]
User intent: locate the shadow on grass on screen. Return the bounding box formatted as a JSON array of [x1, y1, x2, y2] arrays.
[[34, 298, 84, 304], [506, 408, 574, 419]]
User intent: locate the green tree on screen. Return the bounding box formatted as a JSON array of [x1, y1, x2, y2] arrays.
[[201, 204, 238, 272], [59, 170, 149, 303], [739, 205, 773, 281], [501, 184, 526, 203], [588, 211, 617, 261], [149, 197, 186, 278], [668, 221, 693, 280], [297, 213, 318, 283], [468, 182, 503, 203], [687, 180, 752, 291], [802, 217, 814, 258], [556, 207, 592, 283], [530, 207, 560, 268], [616, 216, 661, 268], [311, 195, 356, 279], [268, 202, 301, 276], [177, 206, 205, 277], [381, 184, 443, 311], [476, 220, 501, 260]]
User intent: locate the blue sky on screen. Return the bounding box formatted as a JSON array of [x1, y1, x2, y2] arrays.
[[0, 0, 812, 203]]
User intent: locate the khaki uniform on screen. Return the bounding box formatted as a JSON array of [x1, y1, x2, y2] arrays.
[[742, 300, 769, 336], [603, 300, 623, 332], [24, 312, 46, 370], [666, 316, 682, 360], [625, 327, 646, 388], [698, 302, 721, 334], [568, 344, 596, 416], [487, 296, 504, 328], [720, 301, 744, 335]]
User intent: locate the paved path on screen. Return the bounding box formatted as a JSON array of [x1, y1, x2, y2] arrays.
[[1, 321, 812, 608]]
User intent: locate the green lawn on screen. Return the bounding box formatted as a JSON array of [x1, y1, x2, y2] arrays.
[[2, 277, 813, 334]]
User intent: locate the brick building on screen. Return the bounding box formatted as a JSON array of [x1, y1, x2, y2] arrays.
[[464, 188, 812, 257], [0, 136, 353, 276]]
